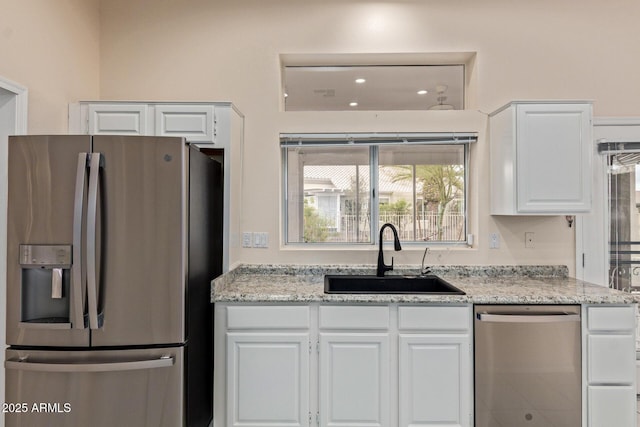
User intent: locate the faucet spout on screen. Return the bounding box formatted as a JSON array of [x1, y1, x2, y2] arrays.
[[377, 223, 402, 277]]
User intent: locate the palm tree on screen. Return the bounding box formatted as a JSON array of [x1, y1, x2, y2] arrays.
[[388, 164, 463, 240]]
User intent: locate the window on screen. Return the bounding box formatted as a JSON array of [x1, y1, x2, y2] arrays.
[[282, 133, 475, 245], [282, 65, 465, 111]]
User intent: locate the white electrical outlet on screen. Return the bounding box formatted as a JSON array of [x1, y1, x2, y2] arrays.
[[525, 232, 535, 248], [489, 232, 500, 249], [242, 232, 253, 248]]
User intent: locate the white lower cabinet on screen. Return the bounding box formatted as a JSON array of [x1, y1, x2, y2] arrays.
[[399, 334, 471, 427], [587, 386, 636, 427], [584, 305, 637, 427], [215, 303, 472, 427], [226, 333, 310, 427], [221, 305, 311, 427], [216, 303, 637, 427], [319, 333, 390, 427]]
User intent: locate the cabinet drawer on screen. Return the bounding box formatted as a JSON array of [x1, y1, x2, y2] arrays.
[[398, 306, 470, 331], [319, 306, 389, 330], [226, 305, 309, 330], [587, 306, 636, 331], [588, 334, 635, 384]]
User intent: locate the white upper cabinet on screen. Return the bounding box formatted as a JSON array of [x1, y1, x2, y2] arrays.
[[154, 104, 215, 142], [70, 101, 238, 147], [87, 103, 150, 135], [490, 101, 593, 215]]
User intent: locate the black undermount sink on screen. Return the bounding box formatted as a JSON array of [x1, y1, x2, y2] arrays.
[[324, 274, 466, 295]]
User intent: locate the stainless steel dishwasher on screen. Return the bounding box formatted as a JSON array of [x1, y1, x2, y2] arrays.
[[474, 305, 581, 427]]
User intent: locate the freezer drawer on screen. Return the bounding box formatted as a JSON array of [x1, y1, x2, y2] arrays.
[[5, 347, 184, 427]]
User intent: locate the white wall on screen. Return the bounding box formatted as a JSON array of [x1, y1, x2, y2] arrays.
[[96, 0, 640, 274], [0, 0, 100, 132]]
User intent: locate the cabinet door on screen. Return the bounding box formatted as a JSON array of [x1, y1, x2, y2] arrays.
[[588, 386, 636, 427], [154, 104, 215, 143], [227, 332, 310, 427], [516, 103, 591, 213], [399, 334, 471, 427], [319, 333, 390, 427], [588, 334, 636, 384], [87, 104, 149, 135]]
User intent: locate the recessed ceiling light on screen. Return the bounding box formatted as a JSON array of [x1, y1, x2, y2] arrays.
[[417, 90, 428, 95], [355, 78, 366, 84], [349, 102, 358, 107], [284, 93, 288, 98]]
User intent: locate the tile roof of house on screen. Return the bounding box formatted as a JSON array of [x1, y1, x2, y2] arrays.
[[303, 165, 420, 194]]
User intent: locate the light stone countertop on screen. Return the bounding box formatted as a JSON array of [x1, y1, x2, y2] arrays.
[[211, 264, 639, 305]]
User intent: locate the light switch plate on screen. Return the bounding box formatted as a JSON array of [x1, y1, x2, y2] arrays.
[[253, 232, 269, 248], [242, 232, 253, 248]]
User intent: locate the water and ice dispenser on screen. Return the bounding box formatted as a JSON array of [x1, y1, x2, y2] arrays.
[[19, 244, 73, 327]]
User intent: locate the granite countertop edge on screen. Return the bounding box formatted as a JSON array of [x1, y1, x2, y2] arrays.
[[211, 264, 639, 305]]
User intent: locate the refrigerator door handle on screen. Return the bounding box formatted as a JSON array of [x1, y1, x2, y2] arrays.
[[71, 153, 89, 329], [87, 153, 103, 330], [5, 356, 174, 373]]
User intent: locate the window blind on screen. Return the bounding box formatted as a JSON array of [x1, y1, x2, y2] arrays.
[[280, 132, 478, 147]]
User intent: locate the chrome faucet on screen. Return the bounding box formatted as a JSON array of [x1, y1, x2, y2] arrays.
[[377, 223, 402, 277], [420, 246, 432, 276]]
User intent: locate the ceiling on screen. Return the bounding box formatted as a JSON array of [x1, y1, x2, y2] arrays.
[[283, 65, 465, 111]]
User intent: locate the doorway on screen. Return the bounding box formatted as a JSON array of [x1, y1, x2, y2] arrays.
[[577, 119, 640, 287], [607, 149, 640, 291]]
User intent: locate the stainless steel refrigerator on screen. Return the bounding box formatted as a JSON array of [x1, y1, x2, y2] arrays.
[[4, 135, 222, 426]]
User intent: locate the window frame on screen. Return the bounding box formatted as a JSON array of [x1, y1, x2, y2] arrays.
[[281, 133, 475, 247]]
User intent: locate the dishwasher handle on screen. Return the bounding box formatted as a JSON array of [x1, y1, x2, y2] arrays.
[[476, 312, 580, 323]]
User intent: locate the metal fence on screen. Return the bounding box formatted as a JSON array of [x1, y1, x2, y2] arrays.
[[324, 213, 465, 242]]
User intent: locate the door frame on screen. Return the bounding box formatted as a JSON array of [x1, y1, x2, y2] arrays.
[[0, 76, 28, 133], [576, 117, 640, 286], [0, 75, 28, 427]]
